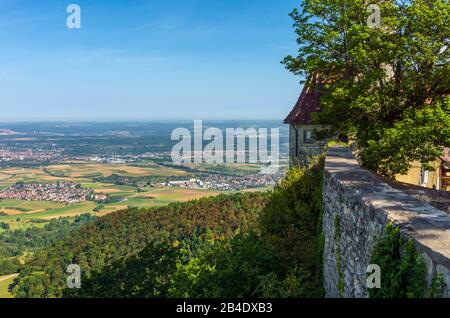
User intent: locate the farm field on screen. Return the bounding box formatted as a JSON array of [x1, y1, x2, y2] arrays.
[[137, 187, 222, 201], [0, 167, 90, 188], [0, 161, 187, 188], [96, 187, 222, 215], [0, 162, 227, 231], [0, 199, 65, 215], [45, 161, 187, 178]]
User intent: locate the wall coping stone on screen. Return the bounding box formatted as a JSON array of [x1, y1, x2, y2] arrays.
[[325, 146, 450, 268]]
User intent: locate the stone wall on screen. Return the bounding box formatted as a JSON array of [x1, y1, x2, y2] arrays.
[[323, 147, 450, 298]]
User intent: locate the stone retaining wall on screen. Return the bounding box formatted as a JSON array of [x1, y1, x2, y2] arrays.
[[323, 147, 450, 298]]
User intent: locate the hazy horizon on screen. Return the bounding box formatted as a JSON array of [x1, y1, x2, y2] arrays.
[[0, 117, 286, 124]]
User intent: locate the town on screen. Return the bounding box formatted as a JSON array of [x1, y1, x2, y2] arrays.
[[0, 182, 94, 204], [163, 171, 284, 191], [0, 149, 66, 163]]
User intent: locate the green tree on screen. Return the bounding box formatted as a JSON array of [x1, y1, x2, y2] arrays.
[[260, 156, 324, 273], [0, 222, 10, 230], [284, 0, 450, 177], [0, 258, 21, 276], [70, 241, 182, 298]]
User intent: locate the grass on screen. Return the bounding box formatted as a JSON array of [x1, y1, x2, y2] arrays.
[[0, 219, 49, 232], [0, 187, 222, 229], [0, 201, 97, 233], [242, 186, 273, 193], [98, 187, 222, 213], [140, 187, 221, 201], [0, 200, 67, 227], [0, 199, 65, 213], [0, 201, 97, 221], [0, 274, 18, 298], [80, 182, 137, 194]]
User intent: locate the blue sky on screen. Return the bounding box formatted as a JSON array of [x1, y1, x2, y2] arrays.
[[0, 0, 303, 121]]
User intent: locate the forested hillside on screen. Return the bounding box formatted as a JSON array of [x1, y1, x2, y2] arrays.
[[0, 215, 95, 276], [13, 157, 325, 298], [13, 193, 267, 297]]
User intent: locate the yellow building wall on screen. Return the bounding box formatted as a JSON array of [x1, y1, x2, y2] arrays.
[[395, 160, 441, 190]]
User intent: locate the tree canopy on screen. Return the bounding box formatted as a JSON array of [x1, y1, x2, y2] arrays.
[[12, 158, 326, 298], [284, 0, 450, 177]]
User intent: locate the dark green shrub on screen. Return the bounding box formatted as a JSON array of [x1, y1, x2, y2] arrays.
[[369, 224, 427, 298]]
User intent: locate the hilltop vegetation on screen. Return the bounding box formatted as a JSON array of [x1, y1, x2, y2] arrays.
[[13, 192, 267, 297], [0, 215, 95, 276], [12, 157, 325, 298]]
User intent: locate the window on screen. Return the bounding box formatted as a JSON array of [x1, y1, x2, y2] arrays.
[[420, 166, 429, 186], [304, 130, 313, 143]]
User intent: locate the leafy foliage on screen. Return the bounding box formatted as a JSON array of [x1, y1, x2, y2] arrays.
[[13, 193, 267, 298], [75, 157, 325, 298], [428, 273, 446, 298], [0, 214, 95, 281], [0, 222, 10, 230], [369, 224, 427, 298], [258, 156, 325, 297], [0, 214, 95, 259], [13, 157, 326, 298], [284, 0, 450, 177], [0, 258, 21, 276]]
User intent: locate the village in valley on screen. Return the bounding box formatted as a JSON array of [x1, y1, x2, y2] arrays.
[[0, 182, 94, 204]]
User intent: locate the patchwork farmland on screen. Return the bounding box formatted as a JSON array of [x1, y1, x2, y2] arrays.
[[0, 162, 222, 232]]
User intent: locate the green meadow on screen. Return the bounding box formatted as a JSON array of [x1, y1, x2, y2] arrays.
[[0, 274, 18, 298]]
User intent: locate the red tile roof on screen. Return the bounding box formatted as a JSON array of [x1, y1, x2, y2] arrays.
[[284, 73, 325, 125]]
